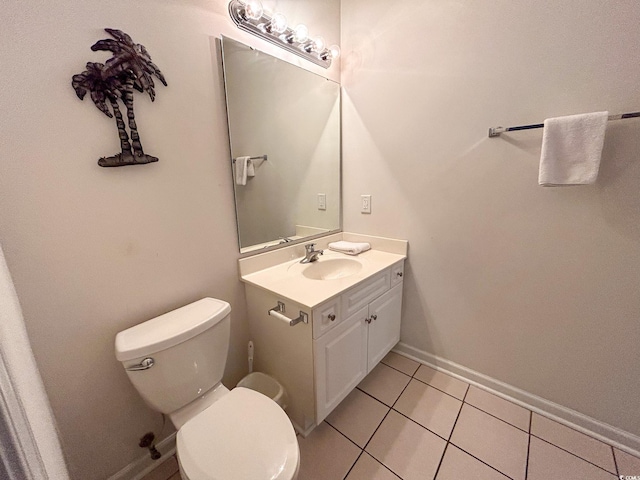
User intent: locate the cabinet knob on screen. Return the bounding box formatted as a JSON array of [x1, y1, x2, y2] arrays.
[[328, 313, 336, 322], [396, 272, 403, 277], [365, 317, 372, 324], [371, 314, 377, 321]]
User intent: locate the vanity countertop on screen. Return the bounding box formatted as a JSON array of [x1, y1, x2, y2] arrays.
[[240, 248, 406, 309]]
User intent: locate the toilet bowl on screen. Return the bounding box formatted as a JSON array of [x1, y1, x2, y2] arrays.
[[115, 298, 299, 480]]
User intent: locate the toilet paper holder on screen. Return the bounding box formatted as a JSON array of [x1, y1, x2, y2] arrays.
[[268, 301, 308, 327]]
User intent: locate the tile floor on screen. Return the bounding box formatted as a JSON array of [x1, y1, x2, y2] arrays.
[[143, 352, 640, 480]]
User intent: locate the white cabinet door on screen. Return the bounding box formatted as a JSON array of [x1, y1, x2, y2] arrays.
[[367, 283, 403, 372], [314, 306, 368, 422]]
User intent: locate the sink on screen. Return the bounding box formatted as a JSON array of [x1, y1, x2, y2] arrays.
[[289, 257, 363, 280]]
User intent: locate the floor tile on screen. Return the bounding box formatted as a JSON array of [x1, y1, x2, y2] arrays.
[[531, 413, 616, 473], [413, 365, 468, 400], [381, 351, 420, 376], [346, 452, 401, 480], [614, 448, 640, 475], [366, 410, 446, 480], [450, 404, 528, 480], [358, 363, 411, 407], [326, 388, 389, 448], [465, 386, 530, 431], [394, 379, 462, 439], [528, 436, 616, 480], [142, 455, 179, 480], [297, 422, 361, 480], [436, 444, 509, 480]]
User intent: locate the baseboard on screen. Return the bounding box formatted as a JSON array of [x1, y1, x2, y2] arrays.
[[107, 432, 177, 480], [290, 418, 316, 438], [394, 342, 640, 457]]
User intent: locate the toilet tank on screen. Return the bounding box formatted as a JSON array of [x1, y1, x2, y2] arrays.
[[115, 298, 231, 414]]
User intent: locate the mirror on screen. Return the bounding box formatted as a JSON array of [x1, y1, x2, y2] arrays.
[[221, 36, 341, 253]]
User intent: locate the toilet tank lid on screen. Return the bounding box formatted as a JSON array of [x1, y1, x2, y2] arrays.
[[115, 298, 231, 362]]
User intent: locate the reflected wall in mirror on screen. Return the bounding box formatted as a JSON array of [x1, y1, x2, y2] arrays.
[[221, 36, 341, 253]]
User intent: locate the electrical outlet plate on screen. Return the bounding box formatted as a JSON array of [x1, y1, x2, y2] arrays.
[[361, 194, 371, 214], [318, 193, 326, 210]]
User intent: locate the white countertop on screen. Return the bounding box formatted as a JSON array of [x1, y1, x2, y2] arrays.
[[240, 248, 406, 309]]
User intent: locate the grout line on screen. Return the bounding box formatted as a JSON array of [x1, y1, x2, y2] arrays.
[[389, 407, 451, 443], [356, 386, 397, 408], [432, 380, 470, 479], [447, 444, 514, 480], [324, 420, 365, 451], [359, 452, 403, 480], [361, 408, 392, 452], [461, 402, 530, 434], [410, 374, 467, 402], [525, 411, 532, 480], [447, 391, 516, 480], [531, 434, 618, 475], [432, 442, 450, 480], [381, 358, 420, 377], [390, 374, 414, 409], [342, 449, 364, 480], [612, 445, 619, 477]]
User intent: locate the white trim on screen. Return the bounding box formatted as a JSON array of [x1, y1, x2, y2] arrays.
[[107, 432, 177, 480], [394, 342, 640, 457], [289, 418, 316, 438]]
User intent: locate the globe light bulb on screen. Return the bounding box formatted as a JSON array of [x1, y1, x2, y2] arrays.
[[293, 24, 309, 43], [312, 36, 325, 52], [270, 13, 287, 34], [328, 44, 341, 59], [243, 0, 263, 20]]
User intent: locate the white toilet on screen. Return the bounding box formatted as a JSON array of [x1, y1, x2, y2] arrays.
[[115, 298, 300, 480]]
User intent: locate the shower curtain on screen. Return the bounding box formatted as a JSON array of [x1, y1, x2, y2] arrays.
[[0, 243, 69, 479]]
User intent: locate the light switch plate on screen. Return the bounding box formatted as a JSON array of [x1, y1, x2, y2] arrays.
[[361, 195, 371, 214], [318, 193, 326, 210]]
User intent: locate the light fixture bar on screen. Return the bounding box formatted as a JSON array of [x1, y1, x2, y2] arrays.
[[228, 0, 333, 68]]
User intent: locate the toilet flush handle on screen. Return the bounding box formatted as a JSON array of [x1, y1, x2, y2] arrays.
[[126, 357, 155, 371]]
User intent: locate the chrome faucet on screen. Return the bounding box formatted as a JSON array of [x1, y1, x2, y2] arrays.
[[300, 243, 323, 264]]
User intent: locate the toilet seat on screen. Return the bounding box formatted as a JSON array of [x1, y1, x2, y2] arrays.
[[177, 387, 300, 480]]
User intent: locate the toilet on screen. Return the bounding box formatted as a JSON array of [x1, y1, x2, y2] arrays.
[[115, 298, 300, 480]]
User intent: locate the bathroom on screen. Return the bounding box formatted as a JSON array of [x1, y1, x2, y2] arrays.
[[1, 0, 639, 479]]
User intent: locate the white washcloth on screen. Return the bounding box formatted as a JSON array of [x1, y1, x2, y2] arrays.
[[235, 156, 255, 186], [539, 111, 608, 186], [328, 241, 371, 255]]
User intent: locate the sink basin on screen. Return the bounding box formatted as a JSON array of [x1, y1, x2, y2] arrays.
[[289, 257, 364, 280]]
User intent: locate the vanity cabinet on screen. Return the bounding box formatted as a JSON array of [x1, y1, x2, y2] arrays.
[[242, 253, 405, 435], [315, 282, 403, 422]]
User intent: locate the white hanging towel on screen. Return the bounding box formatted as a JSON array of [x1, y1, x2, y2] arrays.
[[235, 156, 255, 186], [328, 241, 371, 255], [538, 111, 608, 186]]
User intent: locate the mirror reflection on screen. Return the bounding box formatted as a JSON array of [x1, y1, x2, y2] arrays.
[[221, 36, 341, 253]]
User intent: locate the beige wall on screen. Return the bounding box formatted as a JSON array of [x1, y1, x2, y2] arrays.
[[0, 0, 338, 478], [341, 0, 640, 439]]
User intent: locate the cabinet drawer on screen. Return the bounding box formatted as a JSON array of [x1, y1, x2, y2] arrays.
[[390, 261, 405, 287], [312, 297, 342, 339], [342, 269, 391, 319]]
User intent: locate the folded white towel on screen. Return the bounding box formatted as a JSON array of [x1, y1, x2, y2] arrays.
[[328, 241, 371, 255], [539, 111, 608, 186], [235, 156, 255, 186]]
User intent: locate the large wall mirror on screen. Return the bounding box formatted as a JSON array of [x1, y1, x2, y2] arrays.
[[221, 36, 341, 253]]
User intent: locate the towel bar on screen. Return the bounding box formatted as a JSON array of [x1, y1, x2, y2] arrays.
[[232, 154, 268, 163], [488, 111, 640, 138]]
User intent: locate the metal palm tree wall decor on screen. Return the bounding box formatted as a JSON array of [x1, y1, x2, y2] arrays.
[[72, 29, 167, 167]]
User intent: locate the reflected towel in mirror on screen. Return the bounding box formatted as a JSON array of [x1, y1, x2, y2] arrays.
[[235, 156, 255, 185]]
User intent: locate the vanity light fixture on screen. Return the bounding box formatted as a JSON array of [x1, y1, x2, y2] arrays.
[[228, 0, 340, 68]]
